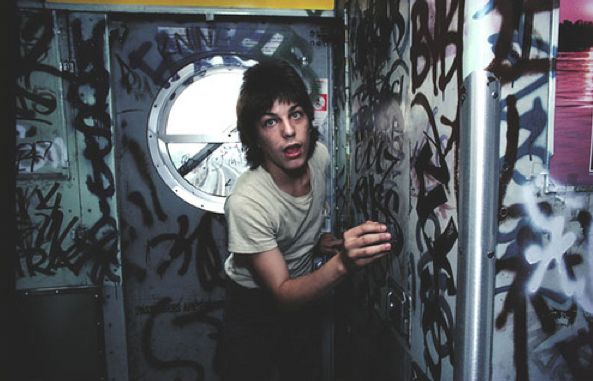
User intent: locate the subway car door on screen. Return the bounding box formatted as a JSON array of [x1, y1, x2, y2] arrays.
[[14, 9, 127, 381], [109, 13, 334, 380]]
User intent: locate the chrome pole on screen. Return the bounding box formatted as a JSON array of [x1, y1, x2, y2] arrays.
[[454, 70, 500, 381]]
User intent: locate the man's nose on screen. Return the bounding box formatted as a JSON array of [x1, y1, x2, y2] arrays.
[[282, 119, 296, 137]]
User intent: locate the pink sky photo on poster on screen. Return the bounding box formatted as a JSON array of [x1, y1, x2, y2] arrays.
[[560, 0, 593, 22], [549, 1, 593, 186]]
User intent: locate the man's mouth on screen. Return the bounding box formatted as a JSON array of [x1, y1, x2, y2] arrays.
[[283, 144, 302, 159]]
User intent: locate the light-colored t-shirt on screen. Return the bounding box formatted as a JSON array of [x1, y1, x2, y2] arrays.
[[224, 142, 330, 288]]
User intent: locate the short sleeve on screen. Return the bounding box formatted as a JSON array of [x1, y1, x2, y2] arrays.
[[224, 193, 278, 254]]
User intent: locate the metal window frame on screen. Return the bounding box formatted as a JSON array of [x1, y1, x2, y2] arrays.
[[147, 56, 253, 213]]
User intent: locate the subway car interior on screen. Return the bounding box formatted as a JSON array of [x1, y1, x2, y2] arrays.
[[4, 0, 593, 380]]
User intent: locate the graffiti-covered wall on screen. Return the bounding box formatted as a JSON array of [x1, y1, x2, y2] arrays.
[[13, 1, 593, 380], [14, 2, 336, 379], [336, 0, 593, 380], [334, 0, 462, 380]]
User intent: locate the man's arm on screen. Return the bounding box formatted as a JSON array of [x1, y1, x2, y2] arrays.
[[248, 221, 391, 309]]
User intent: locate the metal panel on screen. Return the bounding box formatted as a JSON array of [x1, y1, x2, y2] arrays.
[[454, 70, 500, 381], [335, 1, 414, 380], [15, 9, 86, 290], [15, 13, 71, 182], [14, 287, 107, 381]]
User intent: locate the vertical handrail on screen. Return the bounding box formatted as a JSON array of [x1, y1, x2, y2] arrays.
[[454, 70, 500, 381]]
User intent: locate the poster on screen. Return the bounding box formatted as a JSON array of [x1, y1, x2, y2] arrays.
[[549, 1, 593, 187]]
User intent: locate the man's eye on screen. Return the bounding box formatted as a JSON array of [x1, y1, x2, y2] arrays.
[[290, 111, 304, 120], [263, 118, 277, 127]]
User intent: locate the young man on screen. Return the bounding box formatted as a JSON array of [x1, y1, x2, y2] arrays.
[[220, 59, 392, 381]]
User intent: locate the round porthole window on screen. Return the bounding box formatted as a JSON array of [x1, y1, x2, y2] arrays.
[[147, 55, 256, 213]]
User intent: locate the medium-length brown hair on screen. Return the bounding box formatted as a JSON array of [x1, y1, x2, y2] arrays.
[[236, 59, 319, 169]]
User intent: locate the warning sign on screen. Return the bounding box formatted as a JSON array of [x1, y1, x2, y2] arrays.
[[314, 93, 328, 112]]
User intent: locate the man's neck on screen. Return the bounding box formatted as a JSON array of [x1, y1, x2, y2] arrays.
[[264, 164, 310, 197]]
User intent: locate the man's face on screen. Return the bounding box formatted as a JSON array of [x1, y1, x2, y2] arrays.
[[256, 100, 311, 179]]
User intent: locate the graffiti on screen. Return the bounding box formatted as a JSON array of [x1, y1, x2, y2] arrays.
[[141, 297, 224, 380], [474, 0, 557, 83], [113, 53, 154, 101], [16, 136, 68, 174], [349, 0, 408, 243], [57, 17, 120, 284], [471, 1, 593, 379], [555, 320, 593, 381], [498, 95, 520, 205], [128, 191, 155, 227], [136, 301, 182, 315], [498, 94, 548, 203], [412, 94, 452, 244], [15, 12, 121, 284], [521, 187, 590, 309], [16, 11, 67, 125], [350, 0, 406, 76], [16, 183, 79, 277], [113, 22, 322, 96], [496, 183, 593, 379], [336, 0, 407, 231], [135, 299, 224, 316], [529, 315, 585, 381], [352, 123, 404, 250], [123, 134, 168, 223], [16, 87, 58, 125], [408, 1, 464, 380], [347, 2, 409, 350], [147, 213, 226, 292], [498, 185, 593, 312], [416, 217, 458, 381], [16, 182, 117, 283], [411, 0, 462, 95], [487, 32, 555, 381], [412, 107, 458, 381]]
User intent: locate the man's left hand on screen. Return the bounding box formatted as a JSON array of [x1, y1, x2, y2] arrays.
[[317, 233, 343, 257]]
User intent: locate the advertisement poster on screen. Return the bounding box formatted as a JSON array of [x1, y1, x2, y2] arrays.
[[549, 1, 593, 187]]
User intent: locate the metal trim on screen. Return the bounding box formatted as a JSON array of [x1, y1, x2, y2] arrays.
[[158, 133, 241, 144], [18, 0, 335, 17], [544, 6, 560, 194], [18, 285, 102, 296]]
